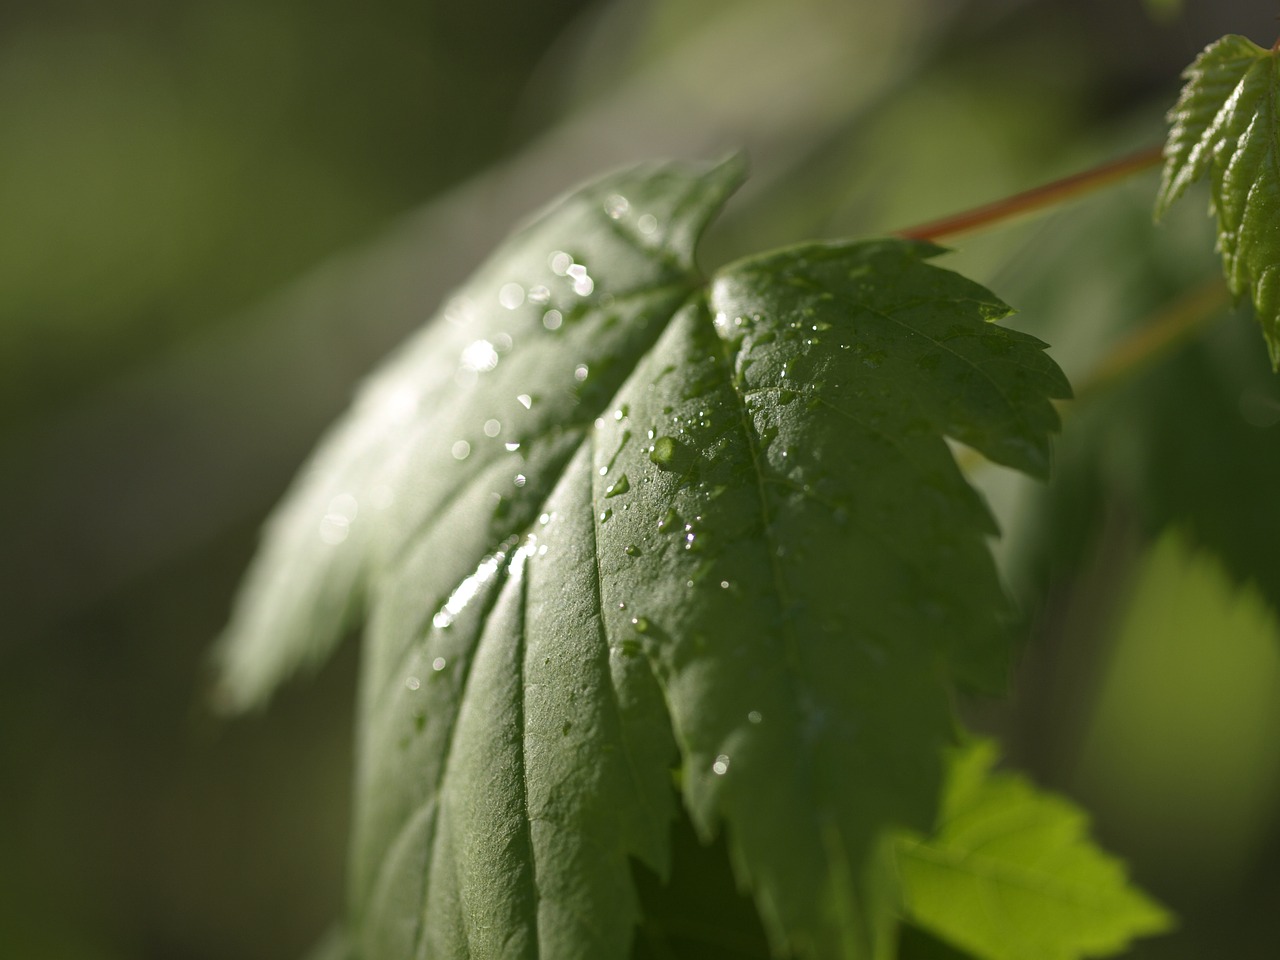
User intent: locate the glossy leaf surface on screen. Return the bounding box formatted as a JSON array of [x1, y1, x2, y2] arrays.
[[896, 740, 1172, 960], [217, 159, 1070, 959], [1156, 34, 1280, 365]]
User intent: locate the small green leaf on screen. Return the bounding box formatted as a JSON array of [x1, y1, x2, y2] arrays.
[[895, 740, 1173, 960], [218, 159, 1070, 959], [1156, 34, 1280, 365]]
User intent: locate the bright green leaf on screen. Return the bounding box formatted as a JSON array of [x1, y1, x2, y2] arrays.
[[217, 158, 1069, 959], [1074, 528, 1280, 884], [1155, 34, 1280, 365], [895, 740, 1173, 960]]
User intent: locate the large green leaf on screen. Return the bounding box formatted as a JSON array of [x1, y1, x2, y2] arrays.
[[895, 740, 1172, 960], [1155, 34, 1280, 365], [217, 158, 1070, 959]]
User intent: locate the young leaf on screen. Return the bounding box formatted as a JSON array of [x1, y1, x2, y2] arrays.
[[895, 740, 1173, 960], [217, 158, 1069, 960], [1155, 34, 1280, 365]]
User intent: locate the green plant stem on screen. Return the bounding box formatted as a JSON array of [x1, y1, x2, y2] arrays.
[[895, 145, 1165, 243]]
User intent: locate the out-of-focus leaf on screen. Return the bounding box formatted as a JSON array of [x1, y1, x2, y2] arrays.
[[1141, 0, 1182, 24], [896, 740, 1172, 960], [1074, 528, 1280, 883], [1156, 34, 1280, 365], [218, 158, 1069, 959]]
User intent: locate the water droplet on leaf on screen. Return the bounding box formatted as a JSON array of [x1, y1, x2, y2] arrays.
[[498, 283, 525, 309]]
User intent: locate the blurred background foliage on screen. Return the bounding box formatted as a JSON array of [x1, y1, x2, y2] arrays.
[[4, 0, 1280, 957]]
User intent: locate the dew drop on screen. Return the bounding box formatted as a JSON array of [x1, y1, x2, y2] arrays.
[[319, 492, 359, 544], [451, 440, 471, 460], [517, 394, 533, 410], [549, 251, 573, 275], [600, 508, 613, 523], [748, 711, 763, 724], [514, 474, 527, 487], [605, 474, 631, 498], [460, 339, 500, 373], [567, 263, 594, 296], [483, 419, 501, 437], [657, 508, 680, 532], [498, 283, 525, 309], [649, 436, 677, 465], [504, 442, 521, 452], [777, 388, 796, 405], [527, 284, 551, 305], [637, 214, 658, 234], [432, 657, 447, 672], [543, 309, 563, 331], [631, 616, 651, 633], [604, 194, 630, 219], [405, 676, 421, 691], [574, 364, 590, 382], [624, 544, 640, 557], [712, 754, 730, 775]]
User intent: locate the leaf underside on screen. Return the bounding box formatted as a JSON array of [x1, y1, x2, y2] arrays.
[[217, 158, 1072, 959], [1156, 34, 1280, 366]]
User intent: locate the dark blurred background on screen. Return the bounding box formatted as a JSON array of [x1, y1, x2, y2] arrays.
[[4, 1, 1280, 957]]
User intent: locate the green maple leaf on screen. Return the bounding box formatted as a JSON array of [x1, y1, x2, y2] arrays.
[[895, 740, 1173, 960], [217, 157, 1070, 959], [1155, 34, 1280, 366]]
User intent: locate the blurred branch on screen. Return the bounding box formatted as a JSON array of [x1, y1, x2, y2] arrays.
[[895, 145, 1164, 243]]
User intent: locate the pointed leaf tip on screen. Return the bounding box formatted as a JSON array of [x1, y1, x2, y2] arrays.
[[1157, 34, 1280, 367], [896, 739, 1173, 960]]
